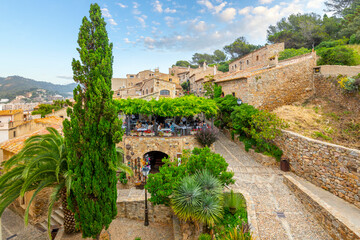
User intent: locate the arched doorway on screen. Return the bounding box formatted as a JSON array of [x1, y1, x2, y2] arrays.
[[143, 151, 168, 174]]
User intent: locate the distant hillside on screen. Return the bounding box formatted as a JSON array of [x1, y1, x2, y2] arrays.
[[0, 76, 77, 100]]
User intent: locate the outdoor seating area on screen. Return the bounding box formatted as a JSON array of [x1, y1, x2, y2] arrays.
[[123, 116, 210, 137], [116, 96, 218, 137]]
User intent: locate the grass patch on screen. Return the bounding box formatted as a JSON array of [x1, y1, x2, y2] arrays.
[[312, 131, 333, 141]]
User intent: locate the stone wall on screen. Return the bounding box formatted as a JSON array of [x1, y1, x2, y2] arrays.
[[219, 53, 316, 111], [247, 53, 316, 110], [314, 74, 360, 113], [118, 135, 202, 181], [117, 200, 173, 224], [284, 175, 360, 240], [276, 130, 360, 208], [316, 65, 360, 77]]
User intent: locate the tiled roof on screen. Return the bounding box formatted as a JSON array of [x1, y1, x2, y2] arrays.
[[34, 116, 64, 126], [0, 110, 23, 116], [0, 125, 63, 154]]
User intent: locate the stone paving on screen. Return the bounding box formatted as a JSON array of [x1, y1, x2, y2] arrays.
[[1, 208, 48, 240], [215, 133, 332, 240]]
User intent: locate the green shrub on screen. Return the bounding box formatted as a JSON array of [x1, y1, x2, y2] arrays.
[[230, 104, 259, 138], [198, 234, 212, 240], [279, 48, 311, 60], [118, 172, 128, 185], [186, 147, 234, 185], [134, 238, 141, 240], [312, 131, 332, 141], [349, 33, 360, 44], [146, 148, 234, 206], [317, 46, 359, 66], [215, 95, 238, 129], [315, 38, 348, 49], [195, 128, 219, 147], [223, 190, 246, 215]]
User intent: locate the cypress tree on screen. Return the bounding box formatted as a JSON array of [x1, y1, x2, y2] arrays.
[[63, 3, 123, 239]]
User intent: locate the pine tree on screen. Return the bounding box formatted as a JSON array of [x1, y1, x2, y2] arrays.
[[63, 3, 123, 239]]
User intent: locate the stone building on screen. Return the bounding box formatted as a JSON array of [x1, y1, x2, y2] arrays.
[[216, 51, 317, 110], [0, 110, 25, 143], [228, 43, 285, 73], [112, 68, 176, 92], [113, 78, 180, 100]]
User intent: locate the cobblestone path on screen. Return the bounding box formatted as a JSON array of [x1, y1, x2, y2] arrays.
[[215, 133, 332, 240]]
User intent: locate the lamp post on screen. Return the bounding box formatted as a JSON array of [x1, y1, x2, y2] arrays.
[[142, 165, 151, 226]]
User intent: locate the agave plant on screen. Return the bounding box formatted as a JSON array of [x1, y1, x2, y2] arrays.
[[223, 190, 246, 215], [171, 169, 223, 227]]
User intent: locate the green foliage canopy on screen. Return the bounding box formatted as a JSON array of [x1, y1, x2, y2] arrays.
[[115, 95, 218, 117]]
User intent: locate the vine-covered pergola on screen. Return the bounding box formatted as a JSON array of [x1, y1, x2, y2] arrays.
[[115, 95, 218, 136]]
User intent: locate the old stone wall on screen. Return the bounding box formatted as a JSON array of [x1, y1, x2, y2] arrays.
[[116, 200, 173, 224], [284, 175, 360, 240], [317, 65, 360, 77], [314, 74, 360, 113], [247, 53, 316, 110], [118, 135, 202, 181], [276, 130, 360, 208]]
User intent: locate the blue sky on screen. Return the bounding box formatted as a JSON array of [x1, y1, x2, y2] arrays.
[[0, 0, 325, 84]]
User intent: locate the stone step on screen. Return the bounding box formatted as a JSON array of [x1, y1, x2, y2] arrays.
[[284, 174, 360, 239], [51, 213, 64, 225], [54, 209, 64, 219]]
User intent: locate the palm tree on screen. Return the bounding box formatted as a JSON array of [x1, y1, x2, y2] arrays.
[[171, 169, 223, 228], [0, 127, 133, 238], [0, 127, 75, 237]]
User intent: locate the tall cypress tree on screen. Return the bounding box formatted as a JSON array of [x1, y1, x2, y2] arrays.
[[63, 3, 123, 239]]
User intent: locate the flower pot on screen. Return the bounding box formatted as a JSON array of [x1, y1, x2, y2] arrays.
[[280, 159, 290, 172]]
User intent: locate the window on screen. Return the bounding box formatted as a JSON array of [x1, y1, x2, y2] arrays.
[[142, 90, 144, 95], [247, 60, 249, 65], [232, 92, 235, 97], [146, 89, 148, 94], [160, 90, 170, 95], [256, 56, 259, 61], [13, 131, 16, 138], [169, 78, 172, 82], [235, 64, 237, 69], [151, 88, 153, 93]]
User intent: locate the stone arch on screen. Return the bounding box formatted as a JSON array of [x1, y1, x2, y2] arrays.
[[144, 151, 169, 173]]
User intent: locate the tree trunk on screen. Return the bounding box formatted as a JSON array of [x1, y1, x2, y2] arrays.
[[60, 188, 78, 234]]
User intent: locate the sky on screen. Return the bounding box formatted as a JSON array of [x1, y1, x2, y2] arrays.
[[0, 0, 326, 85]]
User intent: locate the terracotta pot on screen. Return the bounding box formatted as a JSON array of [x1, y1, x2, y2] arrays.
[[280, 159, 290, 172]]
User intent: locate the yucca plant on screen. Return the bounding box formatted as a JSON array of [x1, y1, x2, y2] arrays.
[[171, 170, 223, 228], [224, 226, 254, 240]]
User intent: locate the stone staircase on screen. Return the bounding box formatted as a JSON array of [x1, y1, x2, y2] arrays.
[[284, 174, 360, 239], [37, 207, 64, 232]]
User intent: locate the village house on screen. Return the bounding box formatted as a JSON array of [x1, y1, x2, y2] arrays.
[[0, 110, 25, 142], [113, 77, 181, 100], [111, 68, 178, 92]]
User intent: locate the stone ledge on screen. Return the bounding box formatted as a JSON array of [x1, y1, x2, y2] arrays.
[[284, 174, 360, 240]]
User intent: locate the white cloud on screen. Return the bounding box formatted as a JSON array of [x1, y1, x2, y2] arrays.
[[164, 7, 176, 13], [197, 0, 227, 13], [124, 38, 134, 44], [306, 0, 324, 9], [259, 0, 274, 4], [193, 20, 207, 32], [101, 8, 118, 26], [238, 6, 253, 15], [101, 8, 112, 18], [153, 0, 163, 13], [135, 16, 146, 27], [218, 7, 236, 22], [152, 21, 161, 25], [116, 2, 127, 8], [164, 16, 175, 27]]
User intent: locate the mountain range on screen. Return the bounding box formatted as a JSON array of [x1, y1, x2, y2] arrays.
[[0, 76, 77, 100]]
